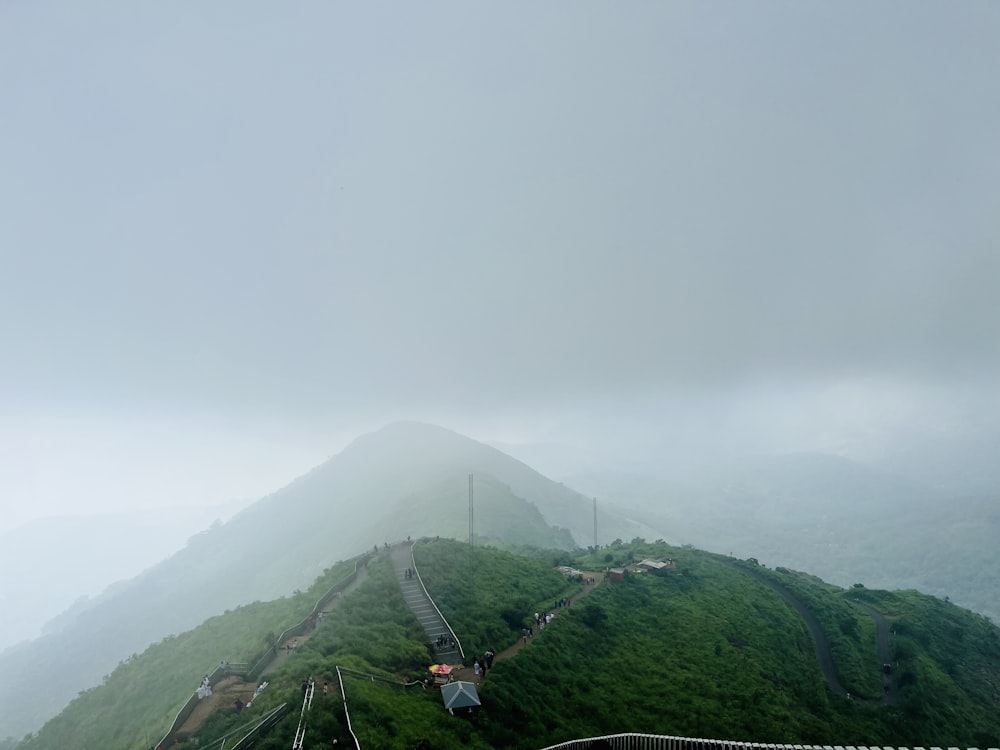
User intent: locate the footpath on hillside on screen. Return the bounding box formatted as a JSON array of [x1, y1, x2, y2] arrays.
[[448, 570, 606, 685], [172, 545, 602, 742], [176, 561, 371, 737]]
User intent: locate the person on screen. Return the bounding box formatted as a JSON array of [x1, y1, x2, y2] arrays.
[[323, 681, 329, 696], [473, 658, 481, 677]]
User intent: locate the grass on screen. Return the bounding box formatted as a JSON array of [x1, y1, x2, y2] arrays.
[[18, 538, 1000, 750]]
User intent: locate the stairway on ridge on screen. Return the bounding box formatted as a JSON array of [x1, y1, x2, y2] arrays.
[[390, 543, 463, 666]]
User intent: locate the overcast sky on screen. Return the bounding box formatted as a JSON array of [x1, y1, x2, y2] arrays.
[[2, 1, 999, 533]]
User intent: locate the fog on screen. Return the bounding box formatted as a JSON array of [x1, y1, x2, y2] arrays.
[[2, 2, 999, 647]]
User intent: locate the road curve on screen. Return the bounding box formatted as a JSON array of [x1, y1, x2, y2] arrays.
[[721, 561, 847, 698]]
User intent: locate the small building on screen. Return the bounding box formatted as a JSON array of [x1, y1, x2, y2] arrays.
[[608, 568, 626, 582], [634, 559, 675, 573], [441, 681, 481, 715]]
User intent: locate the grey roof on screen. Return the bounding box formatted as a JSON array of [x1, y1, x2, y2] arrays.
[[441, 680, 481, 710]]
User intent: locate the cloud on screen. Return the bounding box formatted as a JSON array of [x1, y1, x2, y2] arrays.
[[1, 1, 997, 422]]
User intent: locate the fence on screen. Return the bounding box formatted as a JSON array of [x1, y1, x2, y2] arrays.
[[336, 666, 363, 750], [247, 551, 371, 678], [538, 734, 999, 750], [409, 540, 465, 661], [153, 551, 370, 749], [154, 661, 230, 749]]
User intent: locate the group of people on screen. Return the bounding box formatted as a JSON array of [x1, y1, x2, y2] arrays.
[[471, 648, 496, 679], [535, 609, 559, 628], [301, 676, 315, 696], [196, 675, 212, 699], [435, 633, 455, 649], [404, 567, 417, 580]]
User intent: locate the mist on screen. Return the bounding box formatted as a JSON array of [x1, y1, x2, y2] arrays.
[[1, 1, 999, 652]]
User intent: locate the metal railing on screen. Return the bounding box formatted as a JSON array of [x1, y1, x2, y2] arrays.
[[538, 734, 1000, 750], [228, 703, 290, 750], [409, 540, 465, 661], [153, 551, 370, 749], [336, 666, 362, 750], [248, 552, 371, 679]]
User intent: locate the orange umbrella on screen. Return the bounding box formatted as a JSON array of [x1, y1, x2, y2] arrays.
[[428, 664, 453, 675]]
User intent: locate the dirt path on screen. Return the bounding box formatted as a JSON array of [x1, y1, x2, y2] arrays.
[[179, 675, 260, 735], [451, 572, 605, 685], [261, 562, 370, 677], [175, 560, 372, 737]]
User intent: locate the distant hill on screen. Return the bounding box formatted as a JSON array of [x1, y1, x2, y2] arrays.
[[0, 422, 651, 742], [565, 452, 1000, 625], [0, 503, 248, 653]]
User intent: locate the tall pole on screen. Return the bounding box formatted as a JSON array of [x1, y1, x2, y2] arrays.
[[468, 474, 475, 576], [468, 474, 474, 548], [593, 497, 598, 549]]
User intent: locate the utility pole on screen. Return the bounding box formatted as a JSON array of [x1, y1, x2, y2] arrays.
[[468, 474, 475, 575], [593, 497, 598, 549], [468, 473, 474, 548]]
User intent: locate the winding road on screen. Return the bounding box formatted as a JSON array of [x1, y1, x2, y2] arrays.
[[723, 560, 896, 705], [723, 561, 848, 697], [850, 599, 898, 706]]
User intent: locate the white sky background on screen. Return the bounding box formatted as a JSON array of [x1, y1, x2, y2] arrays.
[[2, 1, 999, 535]]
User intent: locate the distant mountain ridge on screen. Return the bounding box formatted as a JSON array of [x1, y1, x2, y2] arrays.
[[565, 451, 1000, 625], [0, 422, 650, 742], [0, 503, 248, 653]]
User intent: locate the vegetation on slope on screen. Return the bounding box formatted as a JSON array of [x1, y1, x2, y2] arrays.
[[16, 558, 358, 750], [16, 538, 1000, 750], [479, 544, 883, 746], [413, 539, 582, 655], [748, 564, 882, 699], [850, 585, 1000, 746]]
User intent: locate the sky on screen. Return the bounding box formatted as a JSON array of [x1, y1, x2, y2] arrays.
[[2, 1, 999, 535]]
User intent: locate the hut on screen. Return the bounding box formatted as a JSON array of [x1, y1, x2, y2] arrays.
[[440, 681, 481, 715]]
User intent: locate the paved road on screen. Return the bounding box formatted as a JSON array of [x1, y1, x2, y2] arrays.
[[724, 561, 848, 698], [725, 560, 900, 707], [851, 600, 899, 706]]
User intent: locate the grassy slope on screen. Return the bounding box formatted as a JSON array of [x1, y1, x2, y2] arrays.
[[851, 586, 1000, 747], [17, 539, 1000, 750], [17, 558, 358, 750], [413, 539, 583, 655]]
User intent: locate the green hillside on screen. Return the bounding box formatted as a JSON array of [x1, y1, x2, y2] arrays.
[[0, 423, 589, 743], [570, 456, 1000, 626], [14, 538, 1000, 750], [12, 558, 358, 750]]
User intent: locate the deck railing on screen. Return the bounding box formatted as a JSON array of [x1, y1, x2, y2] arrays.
[[538, 733, 999, 750]]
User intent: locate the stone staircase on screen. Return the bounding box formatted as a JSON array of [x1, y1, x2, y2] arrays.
[[390, 542, 464, 666]]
